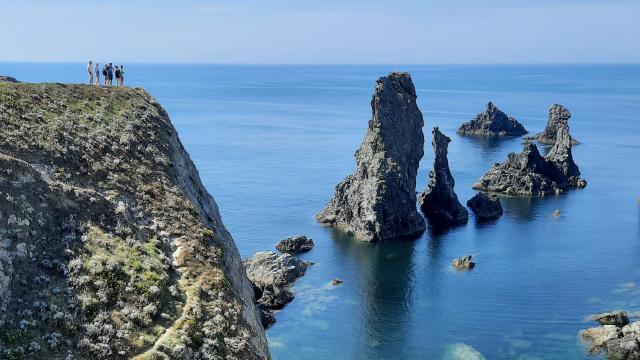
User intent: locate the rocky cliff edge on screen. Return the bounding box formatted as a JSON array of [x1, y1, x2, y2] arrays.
[[0, 83, 269, 359]]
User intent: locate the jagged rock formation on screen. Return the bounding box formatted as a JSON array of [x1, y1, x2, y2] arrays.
[[526, 104, 579, 145], [467, 193, 503, 221], [473, 124, 586, 196], [317, 72, 426, 242], [594, 311, 630, 327], [0, 83, 269, 359], [581, 310, 640, 358], [243, 252, 307, 328], [457, 102, 528, 136], [276, 235, 314, 254], [0, 75, 19, 83], [419, 127, 468, 225]]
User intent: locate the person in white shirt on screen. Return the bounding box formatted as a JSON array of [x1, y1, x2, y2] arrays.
[[95, 63, 100, 86], [87, 61, 94, 84]]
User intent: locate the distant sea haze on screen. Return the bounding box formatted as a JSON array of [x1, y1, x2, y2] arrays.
[[3, 63, 639, 359]]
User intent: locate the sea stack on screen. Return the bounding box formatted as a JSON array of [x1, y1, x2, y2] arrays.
[[419, 127, 469, 225], [317, 72, 426, 242], [527, 104, 579, 144], [457, 102, 528, 136], [474, 124, 586, 195]]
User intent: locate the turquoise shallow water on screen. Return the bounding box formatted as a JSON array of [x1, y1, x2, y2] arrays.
[[3, 63, 640, 359]]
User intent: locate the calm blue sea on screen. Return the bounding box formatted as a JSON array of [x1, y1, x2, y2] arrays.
[[3, 63, 640, 359]]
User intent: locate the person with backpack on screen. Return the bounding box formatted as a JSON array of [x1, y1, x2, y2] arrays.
[[87, 61, 93, 84], [95, 62, 101, 86], [107, 63, 114, 86]]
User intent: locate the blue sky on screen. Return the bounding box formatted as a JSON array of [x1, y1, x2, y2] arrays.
[[1, 0, 638, 63]]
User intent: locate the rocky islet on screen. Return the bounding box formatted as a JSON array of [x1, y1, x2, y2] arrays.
[[457, 102, 528, 137]]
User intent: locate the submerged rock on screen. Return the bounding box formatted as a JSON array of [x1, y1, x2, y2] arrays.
[[444, 343, 486, 360], [593, 311, 630, 327], [452, 255, 475, 270], [419, 127, 468, 225], [457, 102, 528, 136], [0, 75, 19, 83], [243, 252, 308, 327], [473, 124, 586, 196], [526, 104, 579, 145], [467, 192, 503, 221], [317, 72, 426, 241], [276, 235, 314, 254]]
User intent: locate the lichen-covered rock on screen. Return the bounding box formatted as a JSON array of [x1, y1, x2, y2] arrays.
[[473, 124, 586, 196], [593, 311, 630, 327], [581, 325, 622, 352], [0, 83, 269, 359], [457, 102, 528, 137], [243, 252, 307, 328], [452, 255, 475, 270], [276, 235, 314, 254], [419, 127, 468, 225], [526, 104, 579, 145], [467, 193, 503, 221], [607, 335, 640, 360], [317, 72, 426, 241]]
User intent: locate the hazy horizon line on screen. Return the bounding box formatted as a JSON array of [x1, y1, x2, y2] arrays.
[[2, 61, 640, 66]]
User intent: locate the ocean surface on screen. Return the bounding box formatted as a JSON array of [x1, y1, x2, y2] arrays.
[[3, 63, 640, 359]]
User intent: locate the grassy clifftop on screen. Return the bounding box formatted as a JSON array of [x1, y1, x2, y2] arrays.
[[0, 83, 269, 359]]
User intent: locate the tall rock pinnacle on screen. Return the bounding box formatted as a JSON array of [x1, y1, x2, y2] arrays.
[[419, 127, 469, 225], [317, 72, 426, 242], [527, 104, 579, 145]]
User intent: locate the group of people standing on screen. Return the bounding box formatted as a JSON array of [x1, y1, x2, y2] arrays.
[[87, 61, 125, 86]]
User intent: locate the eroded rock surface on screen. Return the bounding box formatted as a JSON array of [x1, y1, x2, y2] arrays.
[[419, 127, 468, 225], [594, 311, 630, 327], [243, 252, 307, 328], [457, 102, 528, 136], [317, 72, 426, 241], [526, 104, 579, 145], [467, 193, 503, 221], [0, 83, 269, 359], [0, 75, 19, 83], [276, 235, 314, 254], [473, 124, 586, 196]]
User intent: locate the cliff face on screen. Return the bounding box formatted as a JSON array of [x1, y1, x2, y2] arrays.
[[317, 72, 426, 242], [0, 83, 269, 359]]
